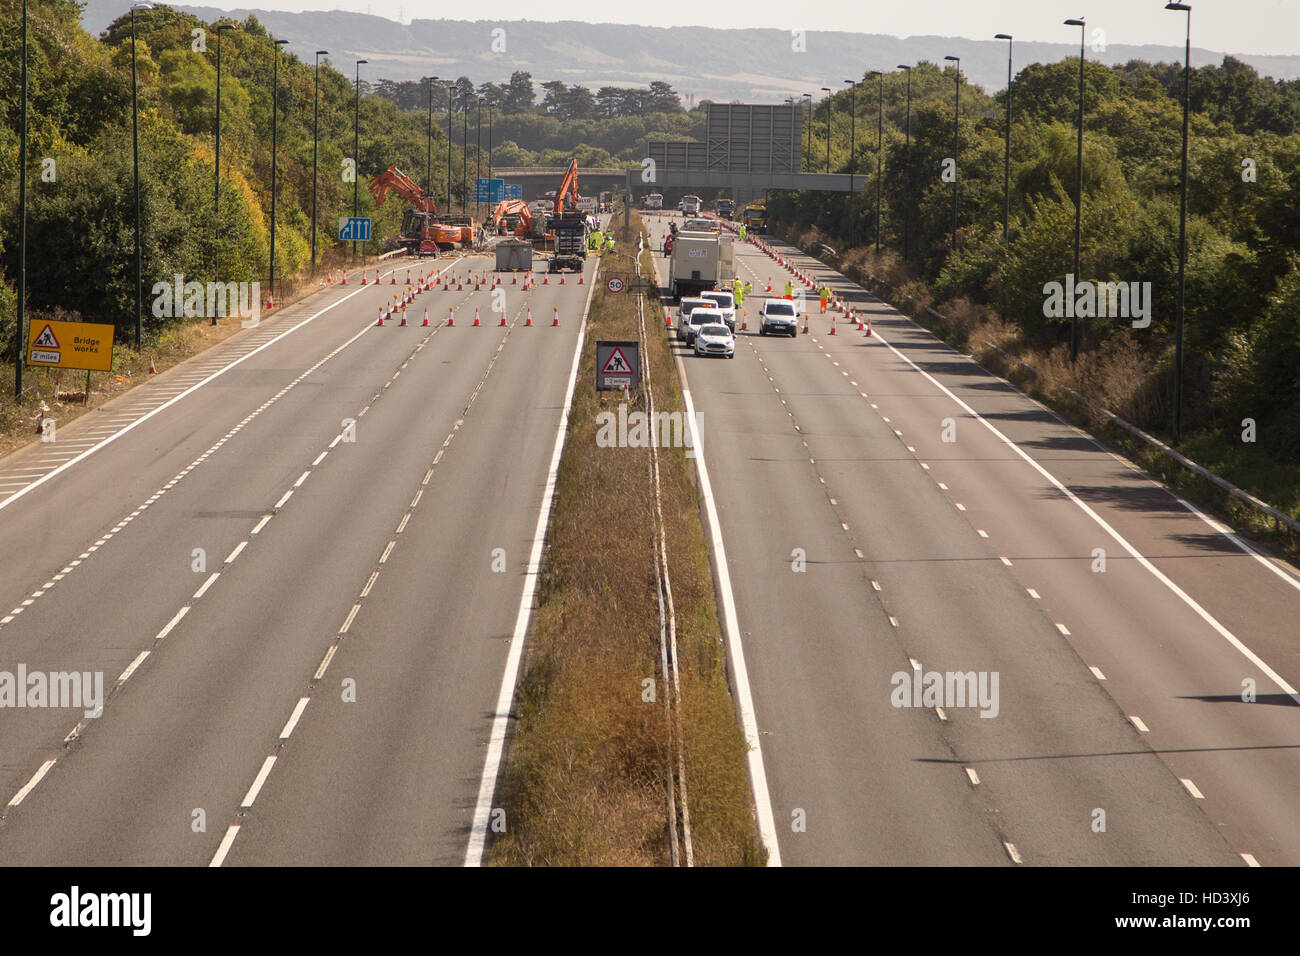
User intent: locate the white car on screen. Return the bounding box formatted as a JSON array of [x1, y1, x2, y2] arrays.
[[699, 290, 736, 331], [675, 297, 714, 342], [759, 298, 799, 337], [694, 323, 735, 358], [683, 307, 727, 346]]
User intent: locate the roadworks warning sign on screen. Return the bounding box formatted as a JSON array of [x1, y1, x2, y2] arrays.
[[596, 340, 639, 390], [26, 320, 114, 372]]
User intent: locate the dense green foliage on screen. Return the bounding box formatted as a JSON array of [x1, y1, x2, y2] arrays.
[[769, 58, 1300, 465], [0, 0, 471, 348]]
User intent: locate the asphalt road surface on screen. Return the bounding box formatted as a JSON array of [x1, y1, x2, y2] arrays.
[[646, 210, 1300, 867], [0, 246, 595, 865]]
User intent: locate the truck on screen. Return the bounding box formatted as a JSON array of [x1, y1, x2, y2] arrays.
[[681, 194, 702, 216], [742, 202, 768, 235], [669, 230, 734, 302], [643, 192, 664, 210], [716, 198, 735, 219]]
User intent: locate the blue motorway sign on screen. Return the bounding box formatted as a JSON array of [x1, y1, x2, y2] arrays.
[[339, 216, 371, 241], [503, 183, 523, 200], [474, 178, 504, 203]]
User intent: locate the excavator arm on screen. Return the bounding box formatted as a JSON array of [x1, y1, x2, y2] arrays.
[[553, 158, 580, 216], [367, 166, 438, 216]]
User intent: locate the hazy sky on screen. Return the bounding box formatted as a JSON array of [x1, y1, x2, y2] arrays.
[[237, 0, 1300, 57]]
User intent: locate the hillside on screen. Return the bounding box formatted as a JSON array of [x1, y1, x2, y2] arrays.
[[78, 5, 1300, 103]]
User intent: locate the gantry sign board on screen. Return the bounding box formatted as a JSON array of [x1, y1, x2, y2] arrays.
[[26, 320, 115, 372], [596, 340, 639, 391]]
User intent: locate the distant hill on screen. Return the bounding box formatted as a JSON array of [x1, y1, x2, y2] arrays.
[[79, 4, 1300, 103]]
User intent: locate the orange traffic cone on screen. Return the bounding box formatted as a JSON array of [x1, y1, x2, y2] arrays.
[[148, 355, 157, 374], [829, 324, 836, 335], [578, 274, 584, 284], [473, 307, 481, 326], [741, 313, 748, 331], [360, 270, 367, 285], [552, 307, 560, 326], [341, 270, 348, 285], [499, 313, 507, 326], [390, 272, 397, 285], [447, 307, 455, 327], [512, 275, 517, 284], [405, 269, 411, 285], [766, 277, 772, 292], [422, 308, 430, 326], [559, 274, 566, 284], [377, 307, 385, 326], [525, 309, 533, 326]]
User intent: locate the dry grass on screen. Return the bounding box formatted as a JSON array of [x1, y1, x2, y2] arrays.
[[491, 213, 764, 866]]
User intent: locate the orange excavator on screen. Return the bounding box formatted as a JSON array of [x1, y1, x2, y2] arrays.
[[547, 158, 587, 273], [366, 165, 472, 254], [490, 198, 533, 238]]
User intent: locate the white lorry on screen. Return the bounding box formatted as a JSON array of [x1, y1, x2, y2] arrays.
[[669, 230, 734, 302], [681, 194, 702, 216]]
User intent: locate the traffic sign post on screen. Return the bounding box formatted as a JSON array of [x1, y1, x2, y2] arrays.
[[339, 217, 371, 242], [596, 340, 639, 391], [606, 275, 625, 294]]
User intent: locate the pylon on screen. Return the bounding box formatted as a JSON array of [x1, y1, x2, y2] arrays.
[[525, 309, 533, 326], [400, 306, 408, 326], [148, 355, 157, 374], [423, 307, 430, 326], [391, 271, 397, 284], [864, 318, 873, 337], [766, 277, 772, 292], [473, 307, 481, 326], [829, 324, 836, 335], [360, 270, 367, 285], [543, 274, 549, 284], [559, 274, 566, 284], [406, 269, 411, 285], [377, 308, 385, 326], [266, 294, 274, 311], [578, 274, 584, 284], [741, 313, 748, 331], [499, 313, 507, 326], [552, 307, 560, 326], [802, 322, 809, 334], [448, 308, 455, 326], [512, 275, 517, 284], [341, 270, 348, 285]]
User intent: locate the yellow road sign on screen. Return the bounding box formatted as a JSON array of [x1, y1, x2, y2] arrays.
[[26, 320, 115, 372]]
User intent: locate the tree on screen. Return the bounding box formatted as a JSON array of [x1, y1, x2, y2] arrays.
[[503, 71, 535, 114]]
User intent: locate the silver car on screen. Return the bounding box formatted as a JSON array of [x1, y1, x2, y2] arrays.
[[675, 297, 714, 342]]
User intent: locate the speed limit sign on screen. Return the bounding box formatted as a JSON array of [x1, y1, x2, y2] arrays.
[[606, 275, 625, 294]]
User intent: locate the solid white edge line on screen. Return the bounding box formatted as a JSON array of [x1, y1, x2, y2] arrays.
[[871, 324, 1300, 704], [464, 271, 596, 868], [675, 350, 783, 867]]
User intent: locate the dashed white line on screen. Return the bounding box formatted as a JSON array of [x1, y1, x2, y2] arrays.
[[279, 697, 311, 739], [1129, 715, 1149, 732], [241, 756, 278, 808], [1181, 778, 1205, 799]]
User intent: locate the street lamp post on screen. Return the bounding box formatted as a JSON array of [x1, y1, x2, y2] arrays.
[[898, 65, 912, 261], [269, 37, 288, 305], [15, 0, 27, 396], [995, 34, 1013, 242], [311, 49, 328, 276], [862, 73, 882, 252], [445, 80, 454, 215], [1065, 18, 1086, 363], [1167, 2, 1191, 444], [130, 3, 153, 352], [944, 55, 960, 253], [488, 102, 494, 183], [801, 92, 812, 171], [476, 94, 482, 219], [353, 59, 367, 263], [821, 86, 832, 173], [213, 23, 234, 324], [461, 90, 469, 215]]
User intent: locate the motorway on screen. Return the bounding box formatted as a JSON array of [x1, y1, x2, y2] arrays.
[[647, 211, 1300, 866], [0, 245, 595, 865]]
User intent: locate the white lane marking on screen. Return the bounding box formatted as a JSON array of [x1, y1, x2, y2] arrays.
[[955, 502, 966, 511], [360, 572, 379, 598], [225, 542, 249, 564], [1001, 556, 1013, 567], [313, 645, 337, 681], [977, 529, 989, 538], [274, 490, 293, 510], [935, 706, 948, 721], [1241, 853, 1261, 867], [209, 825, 241, 867], [889, 616, 900, 628], [379, 540, 396, 564], [965, 767, 981, 786], [1056, 623, 1071, 635], [1129, 715, 1149, 732], [395, 512, 411, 534], [938, 482, 948, 490], [871, 580, 881, 591], [871, 325, 1300, 705], [1090, 666, 1107, 680], [0, 266, 427, 513], [251, 514, 272, 535], [293, 470, 311, 488], [1003, 841, 1024, 864], [1027, 588, 1040, 599], [240, 755, 277, 808], [155, 606, 190, 641], [1181, 778, 1205, 799], [8, 760, 57, 808], [279, 697, 311, 739], [193, 572, 221, 600], [339, 603, 362, 634], [118, 649, 151, 683]]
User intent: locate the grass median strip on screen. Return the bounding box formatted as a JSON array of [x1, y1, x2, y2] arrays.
[[491, 212, 764, 866]]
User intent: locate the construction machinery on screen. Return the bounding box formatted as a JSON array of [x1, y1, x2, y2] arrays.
[[489, 198, 534, 238], [366, 165, 473, 254], [547, 158, 588, 273], [741, 201, 768, 235]]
